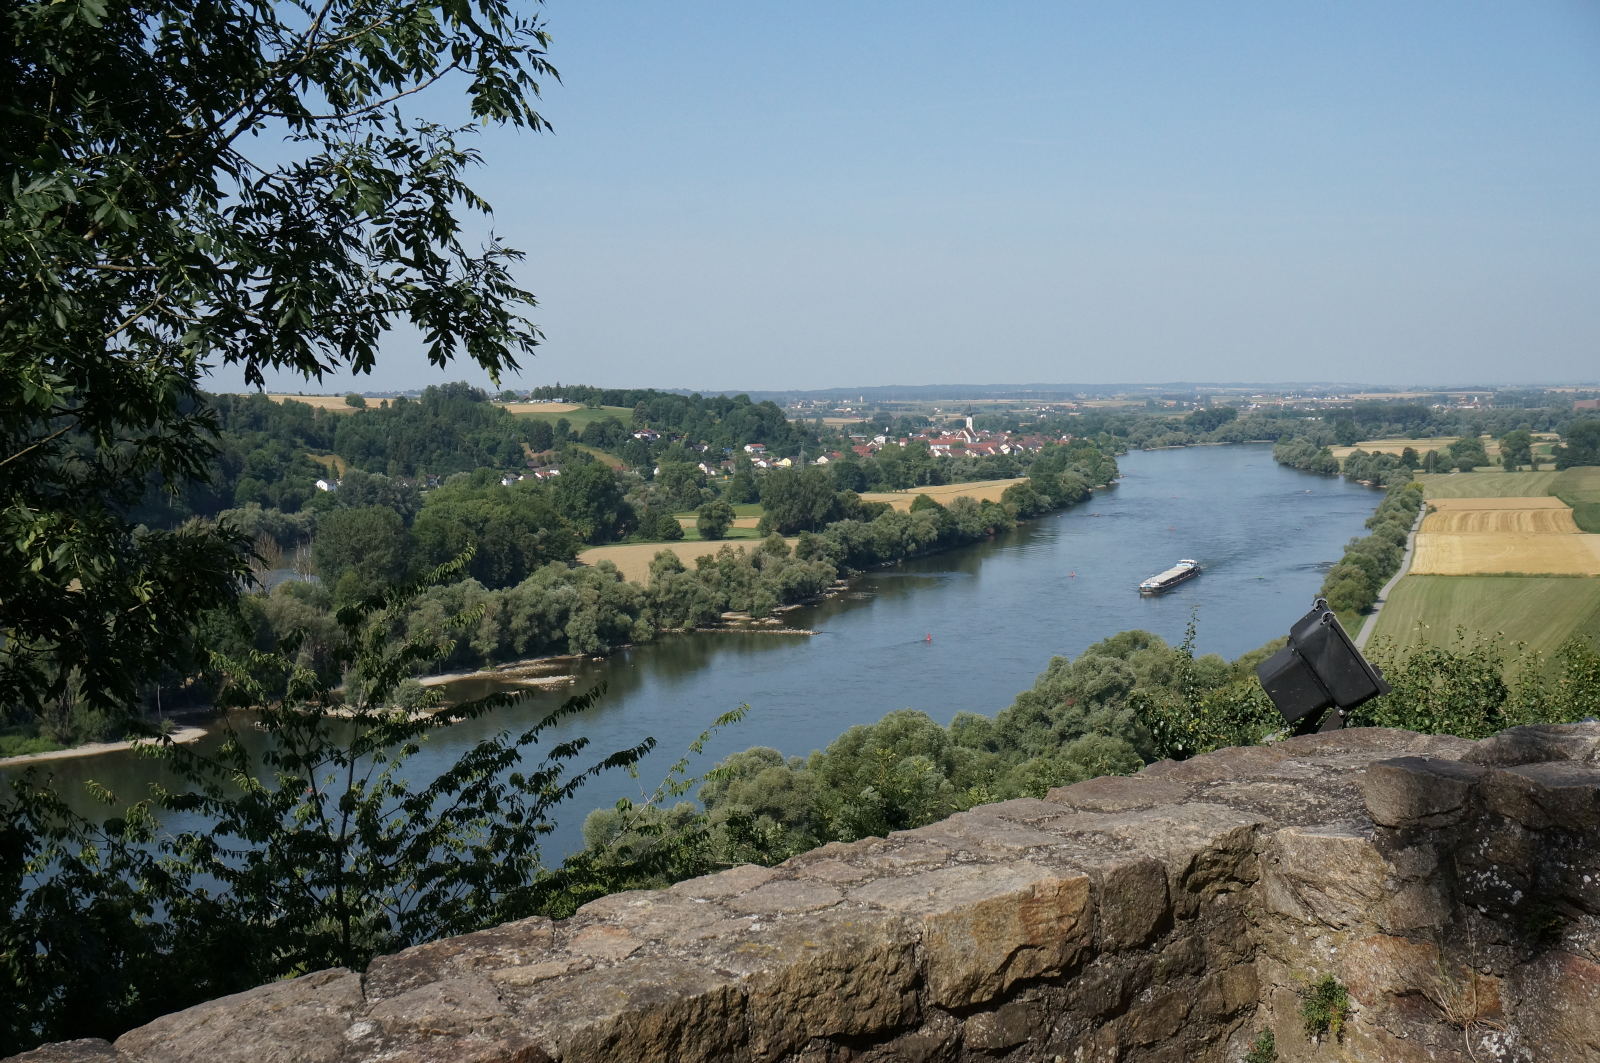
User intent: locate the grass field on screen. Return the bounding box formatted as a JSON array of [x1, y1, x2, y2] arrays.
[[573, 444, 627, 470], [1553, 467, 1600, 533], [307, 452, 348, 477], [578, 539, 796, 583], [859, 478, 1022, 511], [1367, 575, 1600, 660], [1416, 471, 1562, 498]]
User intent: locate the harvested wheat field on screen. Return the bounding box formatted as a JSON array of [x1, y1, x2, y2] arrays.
[[501, 401, 582, 415], [579, 539, 797, 583], [1422, 499, 1580, 535], [1411, 533, 1600, 576], [1328, 437, 1458, 461], [859, 478, 1023, 511], [264, 393, 371, 411]]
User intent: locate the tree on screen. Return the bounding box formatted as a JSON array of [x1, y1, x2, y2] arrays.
[[1498, 429, 1533, 472], [1555, 419, 1600, 469], [1447, 436, 1488, 472], [4, 0, 555, 723], [696, 499, 735, 541], [0, 574, 655, 1054], [312, 506, 410, 599], [344, 393, 367, 409]]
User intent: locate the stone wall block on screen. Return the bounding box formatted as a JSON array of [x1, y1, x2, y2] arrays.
[[706, 912, 920, 1061], [1360, 756, 1488, 829], [1094, 854, 1170, 950], [111, 968, 363, 1063], [1509, 950, 1600, 1059], [346, 973, 524, 1061], [1260, 826, 1386, 931], [1046, 774, 1192, 811], [511, 959, 746, 1063], [364, 915, 555, 1002], [1493, 762, 1600, 830], [1463, 723, 1600, 767], [851, 862, 1092, 1009]]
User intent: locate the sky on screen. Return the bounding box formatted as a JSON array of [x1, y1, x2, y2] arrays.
[[208, 0, 1600, 395]]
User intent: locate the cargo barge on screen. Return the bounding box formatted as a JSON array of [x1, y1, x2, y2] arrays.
[[1138, 559, 1201, 595]]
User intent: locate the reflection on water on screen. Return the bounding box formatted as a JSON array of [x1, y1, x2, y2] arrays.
[[12, 445, 1381, 856]]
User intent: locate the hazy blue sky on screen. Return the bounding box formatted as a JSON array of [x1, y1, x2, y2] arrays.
[[211, 1, 1600, 394]]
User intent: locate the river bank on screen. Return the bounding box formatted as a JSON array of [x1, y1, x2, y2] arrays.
[[0, 726, 209, 768]]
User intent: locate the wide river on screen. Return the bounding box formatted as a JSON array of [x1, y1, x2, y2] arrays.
[[22, 445, 1380, 855]]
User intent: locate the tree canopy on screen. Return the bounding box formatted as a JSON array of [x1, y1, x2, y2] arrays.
[[3, 0, 554, 720]]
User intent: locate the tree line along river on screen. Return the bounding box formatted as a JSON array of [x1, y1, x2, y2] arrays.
[[15, 444, 1382, 856]]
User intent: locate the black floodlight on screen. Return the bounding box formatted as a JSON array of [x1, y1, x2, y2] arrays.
[[1256, 598, 1390, 732]]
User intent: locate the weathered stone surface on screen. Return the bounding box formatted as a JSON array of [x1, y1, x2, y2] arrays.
[[852, 862, 1092, 1008], [707, 911, 919, 1061], [345, 973, 529, 1062], [113, 968, 363, 1063], [1513, 950, 1600, 1059], [960, 1001, 1036, 1052], [1464, 723, 1600, 767], [365, 916, 554, 1002], [725, 879, 844, 916], [1260, 826, 1386, 930], [1360, 756, 1488, 829], [1095, 854, 1170, 949], [1486, 761, 1600, 829], [509, 958, 744, 1063], [1047, 774, 1192, 811]]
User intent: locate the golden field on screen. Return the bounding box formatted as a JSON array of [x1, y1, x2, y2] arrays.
[[578, 539, 796, 584], [859, 478, 1022, 511], [1410, 495, 1600, 576], [1410, 533, 1600, 576], [501, 401, 582, 415], [264, 393, 372, 411], [1421, 499, 1579, 536], [1328, 437, 1460, 461]]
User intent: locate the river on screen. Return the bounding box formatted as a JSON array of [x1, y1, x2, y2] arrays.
[[17, 444, 1380, 855]]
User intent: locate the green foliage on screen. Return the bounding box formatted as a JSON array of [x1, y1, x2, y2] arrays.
[[1244, 1029, 1277, 1063], [1554, 418, 1600, 470], [759, 467, 842, 534], [3, 0, 553, 726], [1499, 429, 1533, 471], [0, 570, 655, 1055], [1358, 633, 1600, 736], [1299, 975, 1350, 1043], [1273, 437, 1341, 476], [1316, 483, 1422, 615], [696, 499, 735, 541], [332, 385, 543, 477], [344, 393, 367, 409], [1448, 436, 1490, 471]]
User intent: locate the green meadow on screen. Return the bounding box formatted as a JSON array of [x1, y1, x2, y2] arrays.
[[1368, 574, 1600, 664]]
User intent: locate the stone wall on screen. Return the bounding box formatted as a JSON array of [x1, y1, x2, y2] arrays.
[[12, 724, 1600, 1063]]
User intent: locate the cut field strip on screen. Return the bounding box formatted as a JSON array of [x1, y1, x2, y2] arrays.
[[1367, 574, 1600, 663]]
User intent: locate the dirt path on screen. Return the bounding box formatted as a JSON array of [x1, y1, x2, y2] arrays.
[[1354, 507, 1424, 652]]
